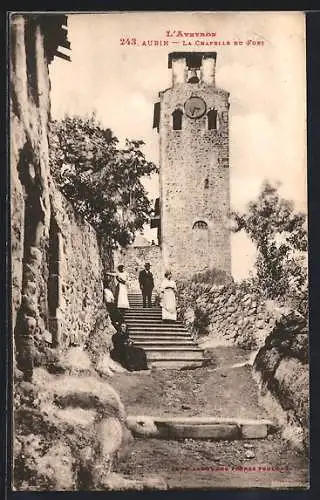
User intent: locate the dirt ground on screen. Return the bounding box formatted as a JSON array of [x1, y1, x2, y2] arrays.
[[112, 346, 309, 489]]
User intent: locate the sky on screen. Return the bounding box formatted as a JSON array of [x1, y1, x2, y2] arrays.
[[49, 11, 307, 281]]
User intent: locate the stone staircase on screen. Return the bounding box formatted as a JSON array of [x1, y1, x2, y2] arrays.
[[124, 292, 206, 369]]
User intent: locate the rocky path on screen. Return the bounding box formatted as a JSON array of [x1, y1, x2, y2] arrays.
[[113, 345, 308, 489]]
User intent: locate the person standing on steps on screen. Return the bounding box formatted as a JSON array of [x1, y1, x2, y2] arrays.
[[160, 270, 177, 322], [108, 265, 130, 322], [139, 262, 154, 308]]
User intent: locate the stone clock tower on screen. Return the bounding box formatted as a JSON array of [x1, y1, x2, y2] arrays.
[[152, 52, 231, 279]]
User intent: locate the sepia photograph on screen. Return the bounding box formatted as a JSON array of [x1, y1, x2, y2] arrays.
[[10, 11, 308, 490]]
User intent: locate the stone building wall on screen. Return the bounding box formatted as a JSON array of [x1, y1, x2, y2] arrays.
[[11, 15, 50, 324], [11, 15, 135, 491], [11, 15, 53, 377], [157, 53, 231, 280], [114, 245, 163, 292], [10, 14, 104, 375]]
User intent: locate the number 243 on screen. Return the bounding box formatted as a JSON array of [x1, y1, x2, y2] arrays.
[[120, 38, 137, 45]]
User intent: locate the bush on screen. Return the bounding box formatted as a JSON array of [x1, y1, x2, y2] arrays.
[[193, 305, 211, 336], [232, 181, 307, 303], [49, 114, 158, 248], [181, 268, 233, 287]]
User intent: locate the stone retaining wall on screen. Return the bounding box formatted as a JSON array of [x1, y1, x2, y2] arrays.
[[177, 279, 309, 451], [47, 189, 104, 348], [253, 311, 309, 451], [177, 281, 276, 349]]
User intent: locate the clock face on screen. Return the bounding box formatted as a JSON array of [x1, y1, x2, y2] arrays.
[[184, 96, 207, 119]]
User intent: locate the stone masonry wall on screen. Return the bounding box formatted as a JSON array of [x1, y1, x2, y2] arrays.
[[11, 15, 136, 491], [114, 245, 163, 292], [177, 281, 276, 349], [158, 77, 231, 280], [253, 311, 309, 452], [177, 279, 309, 450], [11, 15, 52, 378], [10, 15, 105, 369], [45, 188, 104, 347], [11, 15, 51, 331]]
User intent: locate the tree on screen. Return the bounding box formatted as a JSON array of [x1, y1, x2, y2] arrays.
[[232, 181, 308, 300], [49, 114, 158, 248]]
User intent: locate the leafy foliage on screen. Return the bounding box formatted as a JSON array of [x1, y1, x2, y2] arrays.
[[191, 268, 233, 287], [232, 181, 308, 302], [49, 114, 158, 247]]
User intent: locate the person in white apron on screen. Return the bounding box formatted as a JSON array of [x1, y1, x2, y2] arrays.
[[114, 265, 130, 320], [160, 271, 177, 322]]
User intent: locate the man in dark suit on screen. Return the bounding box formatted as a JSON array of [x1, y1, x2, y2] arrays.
[[139, 263, 154, 308]]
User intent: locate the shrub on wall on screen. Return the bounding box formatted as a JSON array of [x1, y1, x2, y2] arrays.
[[188, 268, 234, 287]]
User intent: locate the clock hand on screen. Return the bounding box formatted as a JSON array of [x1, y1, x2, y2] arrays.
[[190, 105, 200, 116]]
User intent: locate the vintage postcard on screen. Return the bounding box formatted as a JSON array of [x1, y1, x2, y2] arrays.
[[10, 11, 308, 490]]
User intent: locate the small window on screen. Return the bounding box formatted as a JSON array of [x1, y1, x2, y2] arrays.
[[204, 178, 209, 189], [172, 109, 183, 130], [187, 69, 200, 84], [207, 109, 217, 130], [192, 220, 208, 230]]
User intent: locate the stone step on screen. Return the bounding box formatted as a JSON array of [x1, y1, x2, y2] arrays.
[[128, 328, 189, 334], [133, 340, 196, 347], [128, 302, 156, 305], [125, 312, 163, 316], [145, 348, 204, 361], [128, 295, 149, 298], [129, 332, 190, 338], [127, 323, 186, 329], [126, 320, 169, 329], [125, 309, 161, 312], [125, 318, 171, 324], [125, 315, 163, 319], [149, 359, 205, 369], [128, 293, 145, 296], [125, 294, 204, 370], [128, 330, 192, 337], [128, 324, 187, 330], [126, 415, 276, 440], [129, 329, 191, 335], [126, 307, 162, 311], [128, 295, 155, 299], [125, 318, 167, 323], [128, 301, 156, 304], [129, 334, 192, 341], [127, 310, 162, 314], [125, 315, 163, 320], [126, 311, 161, 314], [127, 323, 188, 333]]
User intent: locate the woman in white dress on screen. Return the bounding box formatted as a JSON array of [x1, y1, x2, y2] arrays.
[[160, 271, 177, 322], [111, 265, 130, 320]]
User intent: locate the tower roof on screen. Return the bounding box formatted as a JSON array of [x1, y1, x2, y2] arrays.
[[168, 52, 217, 69]]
